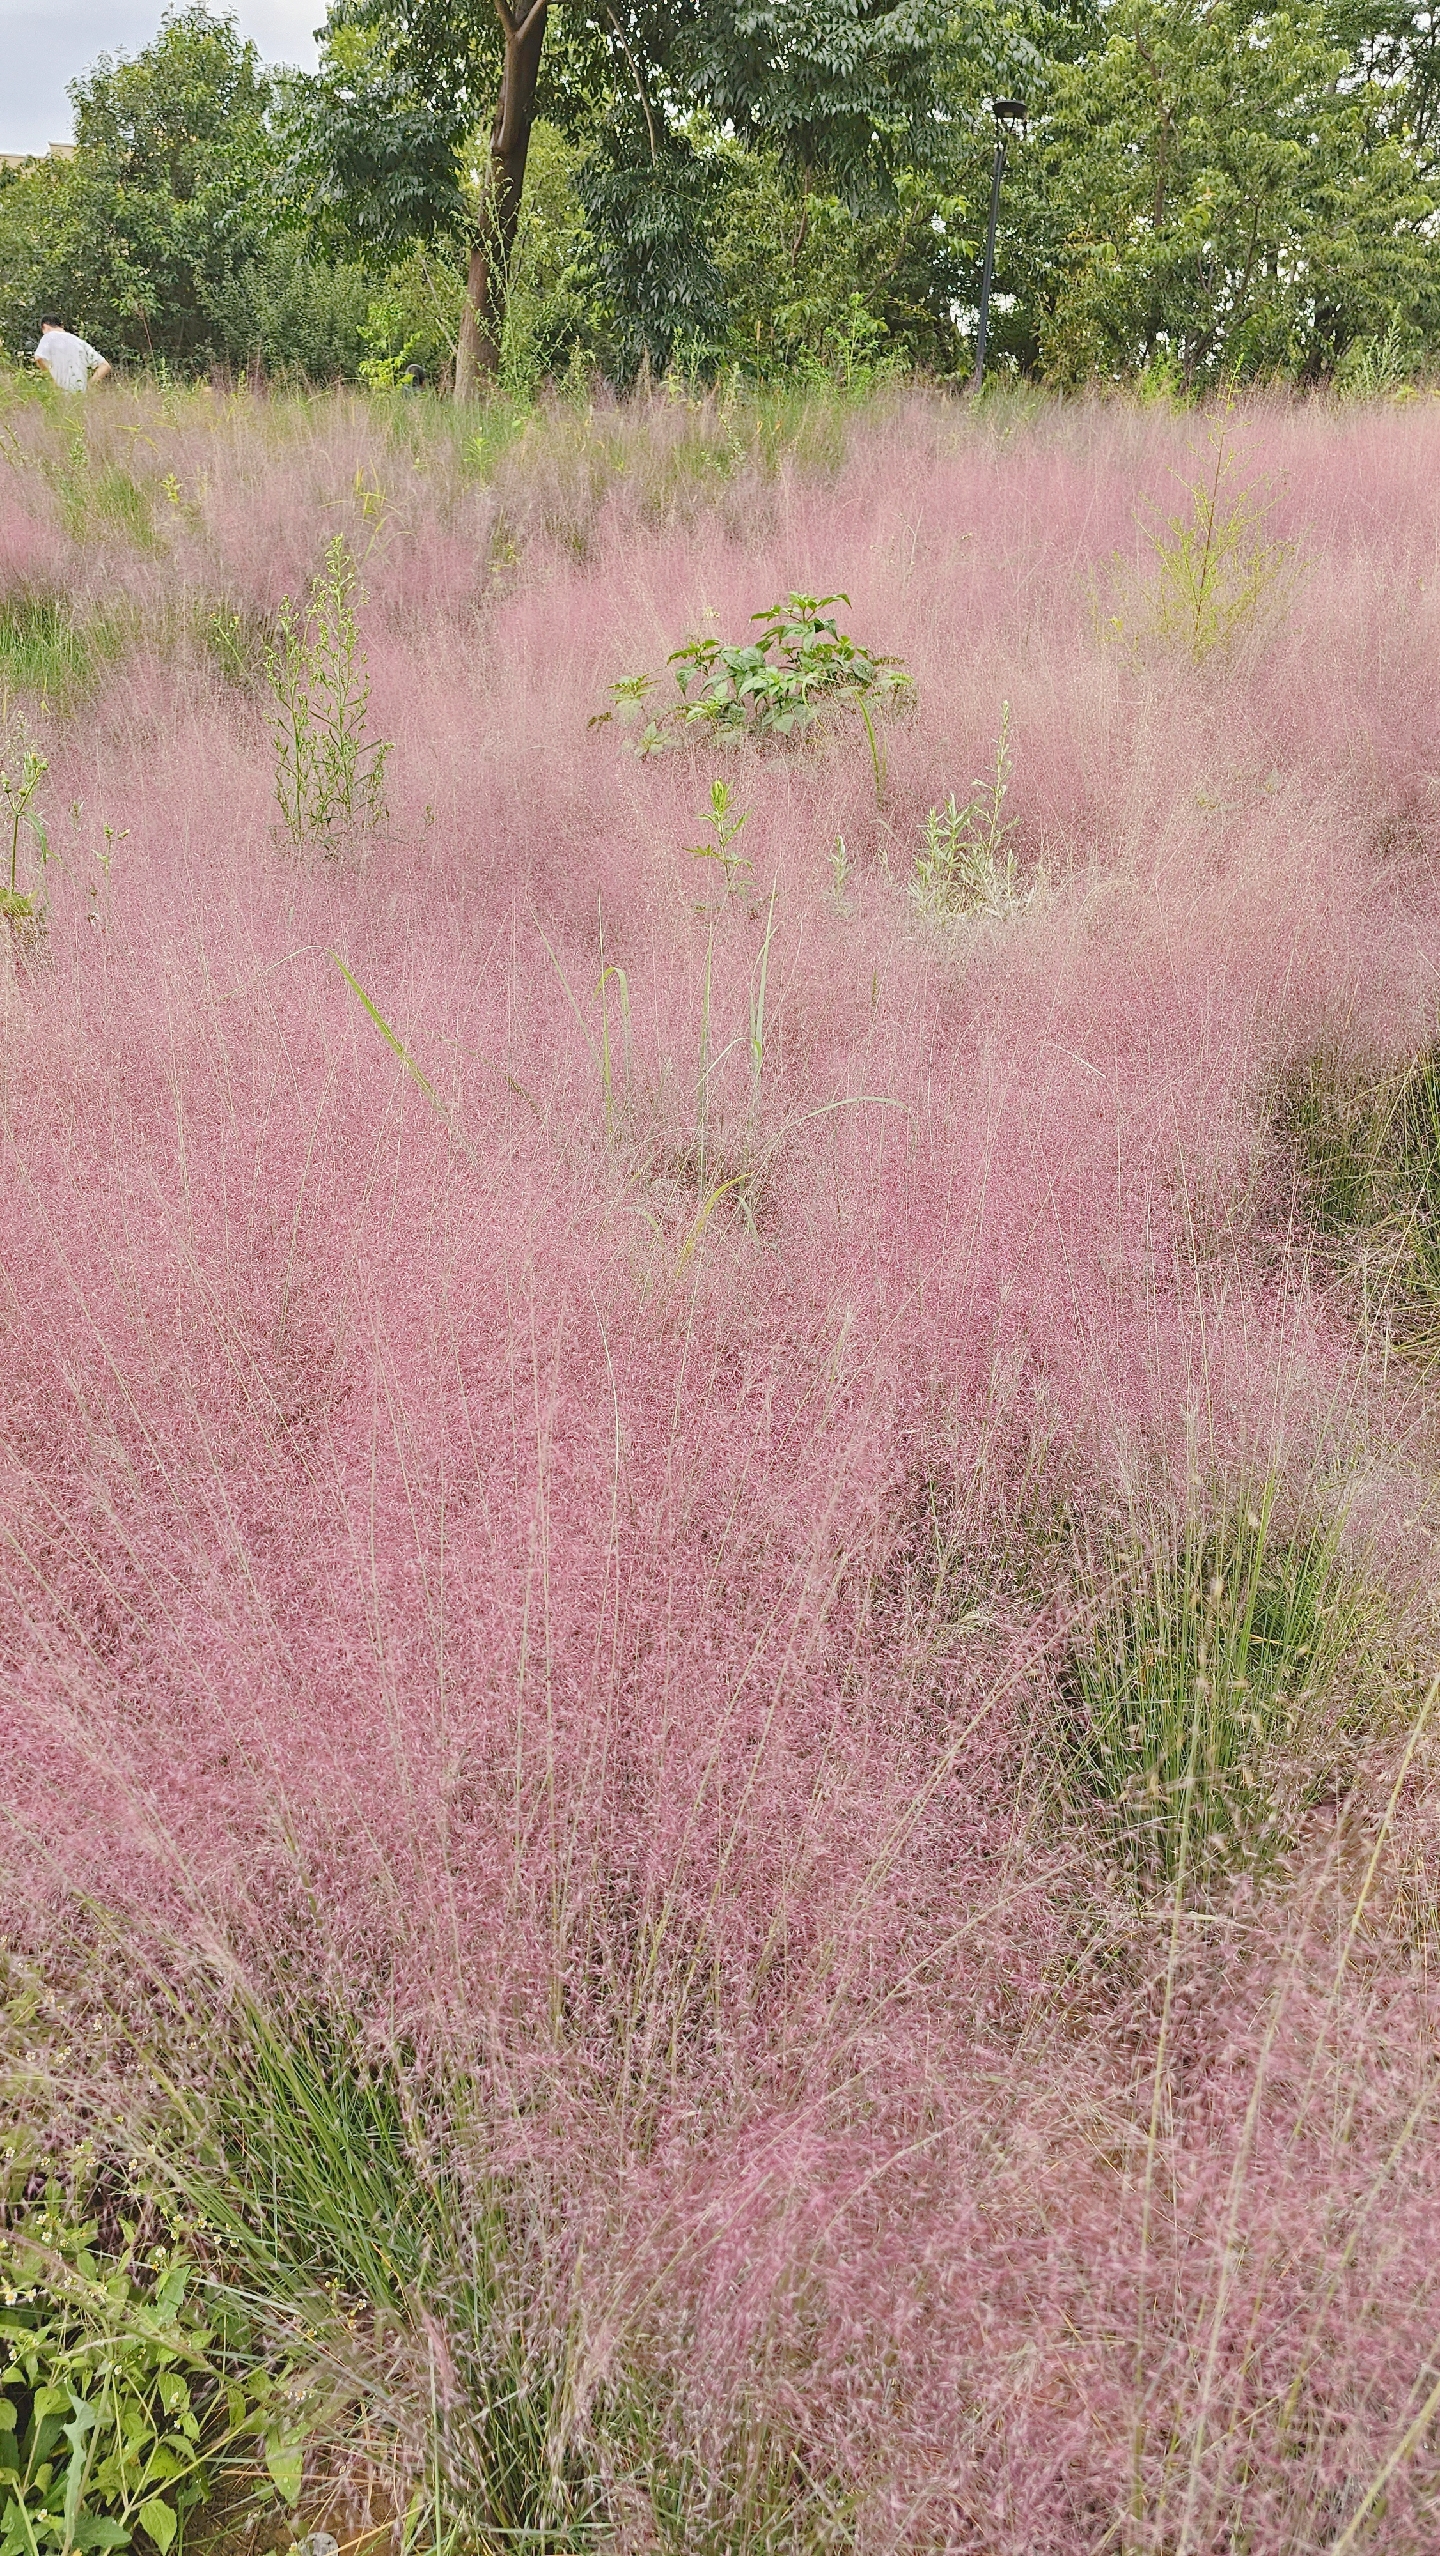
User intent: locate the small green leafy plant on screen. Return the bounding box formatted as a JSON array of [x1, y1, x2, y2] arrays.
[[0, 2193, 271, 2556], [685, 780, 751, 895], [265, 537, 391, 849], [1060, 1487, 1367, 1884], [595, 594, 914, 768], [911, 703, 1022, 921]]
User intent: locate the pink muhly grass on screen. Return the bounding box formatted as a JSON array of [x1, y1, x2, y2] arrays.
[[3, 383, 1440, 2547]]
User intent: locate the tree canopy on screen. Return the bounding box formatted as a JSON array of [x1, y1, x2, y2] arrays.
[[2, 0, 1439, 392]]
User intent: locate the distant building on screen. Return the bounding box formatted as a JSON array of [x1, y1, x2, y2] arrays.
[[0, 144, 77, 170]]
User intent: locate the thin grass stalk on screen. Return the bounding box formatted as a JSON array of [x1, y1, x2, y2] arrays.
[[1129, 1658, 1205, 2547]]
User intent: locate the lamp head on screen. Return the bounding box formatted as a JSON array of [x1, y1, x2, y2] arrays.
[[992, 97, 1027, 132]]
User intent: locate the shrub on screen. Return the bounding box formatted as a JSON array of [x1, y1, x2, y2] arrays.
[[1102, 423, 1296, 663], [597, 593, 913, 768]]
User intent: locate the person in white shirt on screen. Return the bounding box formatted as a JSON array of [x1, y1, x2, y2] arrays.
[[32, 318, 112, 394]]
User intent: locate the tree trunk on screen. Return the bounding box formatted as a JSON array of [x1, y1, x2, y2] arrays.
[[454, 0, 549, 400]]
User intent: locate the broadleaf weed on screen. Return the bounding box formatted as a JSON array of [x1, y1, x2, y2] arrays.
[[596, 594, 914, 771], [0, 2187, 298, 2556]]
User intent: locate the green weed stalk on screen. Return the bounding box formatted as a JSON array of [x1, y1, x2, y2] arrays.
[[267, 538, 391, 849]]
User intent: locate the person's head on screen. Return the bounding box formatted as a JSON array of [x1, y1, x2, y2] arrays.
[[39, 317, 64, 334]]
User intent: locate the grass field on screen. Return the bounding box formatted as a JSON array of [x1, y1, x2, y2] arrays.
[[4, 372, 1440, 2553]]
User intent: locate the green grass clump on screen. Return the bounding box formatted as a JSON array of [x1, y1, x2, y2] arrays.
[[155, 1997, 601, 2553], [1060, 1487, 1367, 1884], [0, 600, 119, 706], [47, 440, 156, 552], [1273, 1040, 1440, 1356]]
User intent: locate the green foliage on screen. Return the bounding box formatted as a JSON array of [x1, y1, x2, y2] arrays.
[[0, 8, 376, 378], [1061, 1488, 1367, 1883], [262, 536, 390, 848], [576, 125, 728, 385], [199, 238, 373, 385], [687, 0, 959, 195], [1027, 0, 1440, 385], [356, 124, 594, 394], [911, 703, 1023, 920], [9, 0, 1440, 389], [358, 244, 464, 391], [501, 123, 597, 390], [0, 8, 270, 369], [0, 601, 112, 706], [708, 149, 976, 383], [1103, 427, 1296, 662], [0, 2192, 285, 2556], [1335, 314, 1421, 398], [1273, 1041, 1440, 1356], [281, 4, 486, 275], [600, 594, 914, 757]]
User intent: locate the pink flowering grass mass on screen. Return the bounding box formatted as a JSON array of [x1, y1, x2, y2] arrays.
[[4, 380, 1440, 2551]]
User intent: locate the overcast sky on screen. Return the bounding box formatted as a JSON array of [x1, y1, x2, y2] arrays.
[[1, 1, 321, 154]]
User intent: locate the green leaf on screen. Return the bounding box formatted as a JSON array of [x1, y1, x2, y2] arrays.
[[264, 2439, 304, 2505], [151, 2270, 188, 2323], [73, 2520, 130, 2550], [136, 2499, 175, 2553], [0, 2400, 15, 2430]]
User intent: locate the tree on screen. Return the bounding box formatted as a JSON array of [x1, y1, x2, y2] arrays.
[[1011, 0, 1440, 384], [42, 5, 269, 364], [288, 0, 548, 395], [292, 0, 962, 392], [0, 4, 369, 377], [555, 0, 965, 375]]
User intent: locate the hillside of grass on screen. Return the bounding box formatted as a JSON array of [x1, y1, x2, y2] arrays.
[[4, 376, 1440, 2553]]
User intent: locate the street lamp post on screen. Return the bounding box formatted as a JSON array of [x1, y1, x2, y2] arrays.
[[971, 97, 1026, 394]]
